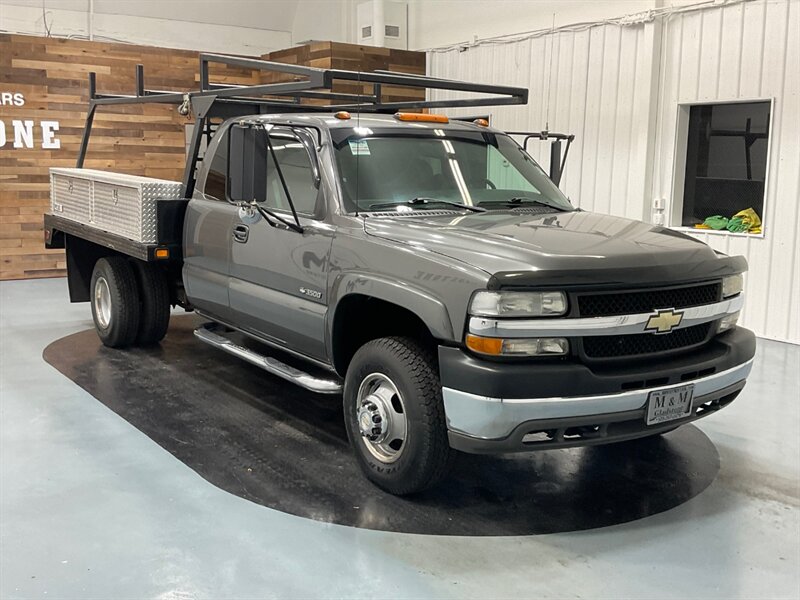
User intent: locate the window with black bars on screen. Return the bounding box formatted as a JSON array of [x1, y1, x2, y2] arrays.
[[681, 101, 770, 232]]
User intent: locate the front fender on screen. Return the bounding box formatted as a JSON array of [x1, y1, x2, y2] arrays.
[[326, 272, 455, 352]]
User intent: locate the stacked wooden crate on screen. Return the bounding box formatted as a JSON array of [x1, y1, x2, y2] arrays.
[[263, 42, 426, 105]]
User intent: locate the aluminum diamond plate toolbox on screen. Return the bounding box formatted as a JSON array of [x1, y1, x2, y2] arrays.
[[50, 168, 182, 244], [50, 171, 92, 224]]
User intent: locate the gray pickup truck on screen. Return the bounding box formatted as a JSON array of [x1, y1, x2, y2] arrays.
[[44, 55, 755, 494]]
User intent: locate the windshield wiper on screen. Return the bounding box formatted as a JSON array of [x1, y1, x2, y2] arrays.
[[478, 196, 569, 211], [368, 197, 486, 213]]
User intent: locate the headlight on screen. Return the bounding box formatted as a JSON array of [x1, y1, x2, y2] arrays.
[[470, 290, 567, 317], [466, 334, 569, 356], [722, 274, 743, 298], [718, 311, 740, 333]]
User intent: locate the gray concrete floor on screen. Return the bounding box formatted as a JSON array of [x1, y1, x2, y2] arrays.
[[1, 277, 798, 599]]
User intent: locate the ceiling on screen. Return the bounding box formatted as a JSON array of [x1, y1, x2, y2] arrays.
[[2, 0, 302, 33]]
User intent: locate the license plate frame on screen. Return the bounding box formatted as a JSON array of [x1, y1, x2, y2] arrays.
[[645, 383, 695, 426]]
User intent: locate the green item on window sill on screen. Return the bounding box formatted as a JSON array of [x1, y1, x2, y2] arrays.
[[729, 207, 762, 233], [727, 216, 749, 232], [697, 208, 762, 234], [703, 215, 729, 230]]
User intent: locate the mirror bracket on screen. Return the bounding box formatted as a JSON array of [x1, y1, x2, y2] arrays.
[[234, 199, 303, 233], [237, 203, 262, 225]]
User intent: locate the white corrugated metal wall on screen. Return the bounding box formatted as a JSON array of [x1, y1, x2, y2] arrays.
[[428, 23, 657, 220], [653, 0, 799, 343], [428, 0, 799, 344]]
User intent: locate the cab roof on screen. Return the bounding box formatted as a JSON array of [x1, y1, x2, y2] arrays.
[[245, 112, 503, 134]]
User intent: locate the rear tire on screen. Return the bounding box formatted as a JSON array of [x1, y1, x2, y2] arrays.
[[130, 259, 170, 345], [343, 336, 453, 495], [90, 256, 141, 348]]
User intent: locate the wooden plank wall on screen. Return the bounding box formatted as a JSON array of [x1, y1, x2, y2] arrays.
[[0, 34, 259, 280], [0, 35, 424, 281]]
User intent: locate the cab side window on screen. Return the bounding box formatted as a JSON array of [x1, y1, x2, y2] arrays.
[[265, 132, 319, 216], [202, 128, 228, 201]]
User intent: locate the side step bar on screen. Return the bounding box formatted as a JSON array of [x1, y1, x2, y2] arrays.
[[193, 323, 342, 394]]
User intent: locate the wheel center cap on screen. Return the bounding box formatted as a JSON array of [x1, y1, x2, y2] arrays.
[[359, 411, 373, 432], [357, 396, 387, 442]]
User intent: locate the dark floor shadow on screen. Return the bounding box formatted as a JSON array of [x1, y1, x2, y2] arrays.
[[43, 315, 720, 536]]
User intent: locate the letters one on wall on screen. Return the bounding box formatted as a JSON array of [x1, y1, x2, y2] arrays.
[[0, 92, 61, 149]]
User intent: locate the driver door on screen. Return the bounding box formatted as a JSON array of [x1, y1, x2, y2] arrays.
[[227, 127, 333, 361]]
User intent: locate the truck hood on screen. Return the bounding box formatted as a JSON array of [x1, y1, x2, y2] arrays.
[[364, 210, 735, 287]]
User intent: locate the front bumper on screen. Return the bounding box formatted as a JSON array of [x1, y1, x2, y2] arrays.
[[438, 327, 756, 453]]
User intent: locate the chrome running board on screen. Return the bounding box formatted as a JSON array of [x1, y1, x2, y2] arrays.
[[193, 322, 342, 394]]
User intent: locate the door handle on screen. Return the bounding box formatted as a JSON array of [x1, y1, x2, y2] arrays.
[[232, 224, 249, 243]]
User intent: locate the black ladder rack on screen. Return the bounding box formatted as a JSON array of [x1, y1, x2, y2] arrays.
[[76, 52, 529, 197]]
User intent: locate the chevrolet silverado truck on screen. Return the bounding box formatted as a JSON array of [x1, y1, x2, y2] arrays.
[[44, 54, 755, 494]]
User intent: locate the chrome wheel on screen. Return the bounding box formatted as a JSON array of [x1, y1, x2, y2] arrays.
[[94, 276, 112, 329], [356, 372, 407, 463]]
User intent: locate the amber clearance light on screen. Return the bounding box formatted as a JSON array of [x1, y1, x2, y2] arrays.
[[394, 112, 449, 124]]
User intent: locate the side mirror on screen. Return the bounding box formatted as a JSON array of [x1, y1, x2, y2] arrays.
[[227, 124, 267, 203], [549, 139, 562, 186]]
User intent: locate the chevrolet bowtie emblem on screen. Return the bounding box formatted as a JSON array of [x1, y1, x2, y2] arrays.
[[645, 308, 684, 334]]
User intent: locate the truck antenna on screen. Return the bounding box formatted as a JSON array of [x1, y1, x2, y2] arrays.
[[355, 69, 361, 217], [545, 12, 556, 132]]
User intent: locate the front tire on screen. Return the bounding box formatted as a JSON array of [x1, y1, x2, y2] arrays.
[[90, 256, 141, 348], [343, 337, 453, 495]]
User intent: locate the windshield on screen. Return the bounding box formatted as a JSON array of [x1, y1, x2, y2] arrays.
[[332, 129, 574, 213]]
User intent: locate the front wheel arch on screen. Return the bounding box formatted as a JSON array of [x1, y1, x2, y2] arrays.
[[330, 293, 442, 377]]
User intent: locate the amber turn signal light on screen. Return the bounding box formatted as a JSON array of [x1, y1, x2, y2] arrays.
[[154, 248, 170, 260], [466, 334, 570, 357], [465, 334, 503, 355]]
